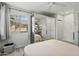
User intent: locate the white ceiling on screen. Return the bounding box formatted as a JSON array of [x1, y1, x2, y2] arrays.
[[6, 2, 79, 14]]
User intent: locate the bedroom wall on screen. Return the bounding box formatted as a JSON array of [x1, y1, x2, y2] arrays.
[[39, 16, 55, 39], [56, 10, 79, 46], [9, 32, 30, 48], [45, 17, 55, 39], [34, 15, 47, 39], [0, 8, 1, 34], [0, 4, 6, 40], [74, 10, 79, 45], [34, 14, 56, 40], [56, 14, 64, 40], [63, 13, 74, 43], [0, 5, 31, 48], [8, 9, 31, 48], [62, 10, 79, 46], [41, 18, 47, 39]]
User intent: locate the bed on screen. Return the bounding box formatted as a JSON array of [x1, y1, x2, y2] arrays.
[[24, 39, 79, 56]]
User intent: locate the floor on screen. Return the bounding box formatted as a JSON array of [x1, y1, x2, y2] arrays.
[[3, 40, 44, 56], [0, 37, 48, 56], [4, 47, 24, 56]]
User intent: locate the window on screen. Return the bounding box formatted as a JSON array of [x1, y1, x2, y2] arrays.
[[10, 15, 29, 32]]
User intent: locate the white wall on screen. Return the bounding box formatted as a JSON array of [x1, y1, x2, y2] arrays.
[[0, 4, 6, 40], [56, 13, 74, 43], [41, 18, 47, 39], [46, 17, 55, 39], [74, 10, 79, 45], [0, 8, 1, 34], [34, 14, 56, 39], [63, 13, 74, 43], [32, 17, 35, 33], [8, 9, 31, 48], [56, 14, 64, 40], [56, 11, 79, 45], [9, 32, 30, 48]]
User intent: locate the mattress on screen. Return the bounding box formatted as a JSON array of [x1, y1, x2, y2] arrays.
[[24, 39, 79, 56]]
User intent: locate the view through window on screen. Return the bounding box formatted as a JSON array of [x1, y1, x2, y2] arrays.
[[10, 15, 29, 32]]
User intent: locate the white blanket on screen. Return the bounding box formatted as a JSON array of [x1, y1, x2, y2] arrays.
[[24, 39, 79, 56]]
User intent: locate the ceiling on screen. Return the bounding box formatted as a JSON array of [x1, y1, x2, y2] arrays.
[[6, 2, 79, 15]]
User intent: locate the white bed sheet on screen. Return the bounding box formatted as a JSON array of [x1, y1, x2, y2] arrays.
[[24, 39, 79, 56]]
